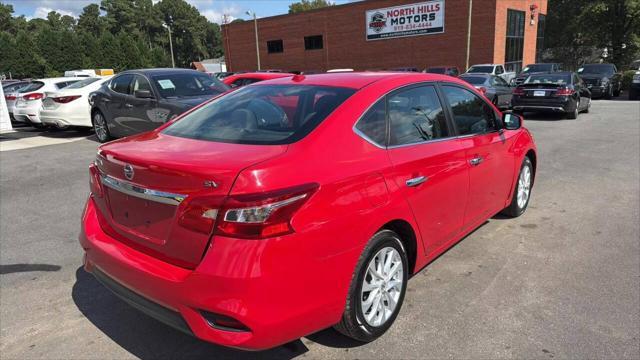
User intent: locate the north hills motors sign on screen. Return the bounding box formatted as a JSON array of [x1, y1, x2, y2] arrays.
[[366, 0, 445, 41]]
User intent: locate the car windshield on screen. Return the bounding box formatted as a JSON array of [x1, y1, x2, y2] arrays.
[[151, 73, 229, 98], [467, 66, 494, 73], [163, 85, 355, 145], [64, 77, 102, 89], [521, 64, 553, 73], [18, 81, 44, 93], [426, 67, 446, 74], [578, 64, 615, 75], [524, 74, 570, 85], [460, 76, 487, 85]]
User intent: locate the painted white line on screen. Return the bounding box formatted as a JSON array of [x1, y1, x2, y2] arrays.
[[0, 135, 87, 151]]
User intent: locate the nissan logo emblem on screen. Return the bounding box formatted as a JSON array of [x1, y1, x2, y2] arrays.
[[123, 164, 134, 180]]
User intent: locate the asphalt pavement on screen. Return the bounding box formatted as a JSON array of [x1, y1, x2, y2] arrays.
[[1, 99, 639, 359]]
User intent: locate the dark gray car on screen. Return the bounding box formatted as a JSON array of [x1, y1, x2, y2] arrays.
[[459, 74, 513, 109], [89, 68, 229, 142]]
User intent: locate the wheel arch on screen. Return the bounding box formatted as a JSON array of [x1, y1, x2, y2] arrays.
[[525, 148, 537, 185], [380, 219, 418, 275]]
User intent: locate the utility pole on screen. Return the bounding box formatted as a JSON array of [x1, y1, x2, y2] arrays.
[[163, 21, 175, 68], [465, 0, 473, 71], [246, 11, 261, 70]]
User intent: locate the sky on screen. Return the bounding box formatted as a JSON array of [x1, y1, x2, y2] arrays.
[[4, 0, 356, 24]]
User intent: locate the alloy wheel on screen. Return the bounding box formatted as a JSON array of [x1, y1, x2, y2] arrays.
[[517, 164, 532, 209], [94, 113, 107, 141], [360, 246, 404, 327]]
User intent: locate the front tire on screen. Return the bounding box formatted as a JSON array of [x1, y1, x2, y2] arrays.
[[502, 157, 534, 218], [566, 104, 579, 119], [334, 230, 408, 343], [604, 85, 612, 99], [92, 110, 112, 143]]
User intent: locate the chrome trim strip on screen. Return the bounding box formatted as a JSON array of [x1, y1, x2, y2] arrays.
[[512, 106, 565, 111], [100, 174, 186, 206]]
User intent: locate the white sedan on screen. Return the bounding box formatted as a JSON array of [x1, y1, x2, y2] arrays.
[[40, 76, 112, 129], [11, 77, 82, 127]]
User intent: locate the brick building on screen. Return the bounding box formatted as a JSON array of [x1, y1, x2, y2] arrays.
[[222, 0, 548, 74]]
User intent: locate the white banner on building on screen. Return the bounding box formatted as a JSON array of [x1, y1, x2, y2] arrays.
[[366, 0, 445, 41]]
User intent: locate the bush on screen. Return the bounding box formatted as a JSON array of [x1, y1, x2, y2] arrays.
[[622, 70, 637, 90]]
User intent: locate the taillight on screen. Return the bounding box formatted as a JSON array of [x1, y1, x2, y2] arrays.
[[513, 87, 525, 96], [23, 93, 44, 101], [89, 163, 103, 198], [5, 95, 16, 101], [177, 196, 223, 234], [216, 183, 318, 239], [555, 87, 575, 96], [52, 95, 81, 103]]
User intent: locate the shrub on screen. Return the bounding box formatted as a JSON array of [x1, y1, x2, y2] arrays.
[[621, 70, 637, 90]]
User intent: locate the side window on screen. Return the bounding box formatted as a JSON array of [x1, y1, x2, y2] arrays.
[[496, 66, 504, 75], [232, 79, 245, 87], [494, 76, 508, 86], [132, 75, 152, 93], [388, 85, 449, 146], [442, 85, 498, 135], [355, 99, 386, 146], [110, 74, 134, 95]]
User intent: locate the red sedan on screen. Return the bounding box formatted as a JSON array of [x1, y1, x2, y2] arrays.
[[222, 72, 294, 88], [80, 72, 537, 350]]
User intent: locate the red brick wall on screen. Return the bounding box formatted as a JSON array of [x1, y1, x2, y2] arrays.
[[222, 0, 544, 73], [493, 0, 548, 67]]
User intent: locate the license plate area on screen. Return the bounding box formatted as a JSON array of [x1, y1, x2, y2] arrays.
[[533, 90, 546, 97], [106, 188, 176, 245]]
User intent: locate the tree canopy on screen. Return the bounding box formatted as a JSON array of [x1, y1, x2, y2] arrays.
[[288, 0, 334, 14], [0, 0, 225, 79]]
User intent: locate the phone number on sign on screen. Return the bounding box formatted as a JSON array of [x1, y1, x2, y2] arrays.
[[393, 22, 434, 31]]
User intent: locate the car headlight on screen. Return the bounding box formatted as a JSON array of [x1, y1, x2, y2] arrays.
[[601, 78, 609, 85]]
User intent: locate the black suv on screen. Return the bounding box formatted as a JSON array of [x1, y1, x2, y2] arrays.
[[89, 68, 229, 142], [513, 63, 562, 86], [577, 63, 622, 99]]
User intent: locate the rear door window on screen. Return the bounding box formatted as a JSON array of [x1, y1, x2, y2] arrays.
[[163, 85, 355, 145], [388, 85, 449, 146], [442, 85, 498, 135], [355, 99, 386, 146]]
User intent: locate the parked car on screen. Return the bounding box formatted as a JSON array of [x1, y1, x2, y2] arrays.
[[425, 66, 460, 77], [89, 68, 230, 142], [512, 63, 562, 86], [511, 71, 591, 119], [222, 72, 294, 88], [3, 81, 30, 120], [40, 76, 112, 129], [629, 70, 640, 100], [577, 63, 622, 99], [80, 72, 537, 350], [459, 74, 512, 109], [64, 69, 98, 77], [465, 64, 515, 83], [213, 72, 235, 80], [389, 67, 420, 72], [10, 77, 82, 127]]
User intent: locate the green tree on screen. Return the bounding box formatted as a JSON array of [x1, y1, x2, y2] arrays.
[[77, 4, 107, 37], [288, 0, 334, 14]]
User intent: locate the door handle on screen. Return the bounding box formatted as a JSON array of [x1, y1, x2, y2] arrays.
[[124, 103, 133, 108], [469, 156, 483, 166], [406, 176, 428, 187]]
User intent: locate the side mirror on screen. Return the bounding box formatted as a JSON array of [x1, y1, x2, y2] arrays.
[[134, 89, 154, 99], [503, 112, 522, 130]]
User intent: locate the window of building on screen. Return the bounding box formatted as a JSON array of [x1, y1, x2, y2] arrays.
[[304, 35, 323, 50], [388, 85, 449, 146], [536, 14, 546, 63], [267, 40, 283, 54], [504, 9, 525, 73]]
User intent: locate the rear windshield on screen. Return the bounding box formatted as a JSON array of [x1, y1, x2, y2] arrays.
[[64, 77, 101, 89], [522, 64, 553, 73], [578, 64, 615, 75], [163, 85, 355, 145], [426, 67, 446, 74], [151, 73, 229, 98], [460, 76, 487, 85], [467, 66, 494, 73], [524, 74, 570, 85], [19, 81, 44, 93]]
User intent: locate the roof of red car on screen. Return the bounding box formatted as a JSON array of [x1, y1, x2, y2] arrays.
[[260, 71, 464, 89]]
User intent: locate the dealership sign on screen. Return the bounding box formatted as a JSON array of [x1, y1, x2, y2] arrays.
[[366, 1, 444, 41]]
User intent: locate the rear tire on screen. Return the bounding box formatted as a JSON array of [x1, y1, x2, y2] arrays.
[[502, 157, 533, 218], [583, 98, 591, 113], [92, 110, 112, 143], [334, 229, 408, 343], [566, 105, 578, 119]]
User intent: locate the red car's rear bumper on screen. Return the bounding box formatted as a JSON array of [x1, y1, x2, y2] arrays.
[[79, 197, 355, 350]]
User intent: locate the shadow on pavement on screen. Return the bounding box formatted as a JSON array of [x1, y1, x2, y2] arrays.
[[72, 266, 328, 359], [0, 263, 61, 274]]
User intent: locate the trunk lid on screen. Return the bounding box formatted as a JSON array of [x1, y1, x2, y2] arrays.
[[93, 132, 287, 269], [519, 83, 565, 98]]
